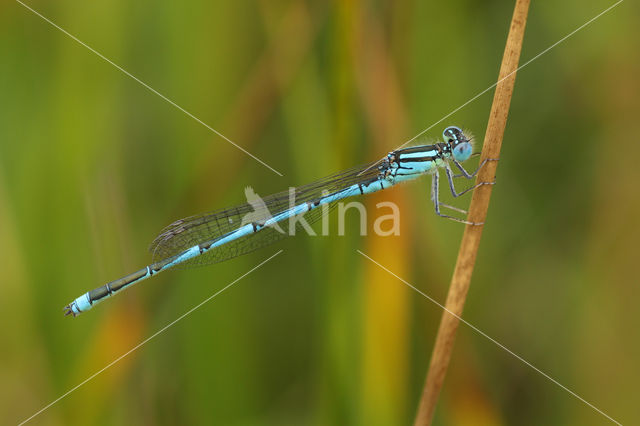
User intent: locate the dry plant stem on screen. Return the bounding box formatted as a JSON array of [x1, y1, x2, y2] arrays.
[[414, 0, 530, 424]]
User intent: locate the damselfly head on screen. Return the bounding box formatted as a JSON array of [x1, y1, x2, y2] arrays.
[[443, 126, 473, 162]]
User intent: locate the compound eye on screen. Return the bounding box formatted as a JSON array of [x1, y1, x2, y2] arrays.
[[443, 126, 463, 142], [453, 142, 473, 161]]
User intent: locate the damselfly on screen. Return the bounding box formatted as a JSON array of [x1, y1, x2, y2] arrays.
[[65, 126, 495, 316]]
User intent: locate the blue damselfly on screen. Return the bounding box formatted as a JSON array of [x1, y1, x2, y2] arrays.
[[65, 126, 494, 316]]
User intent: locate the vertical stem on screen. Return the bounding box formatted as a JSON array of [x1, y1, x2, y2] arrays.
[[414, 1, 530, 424]]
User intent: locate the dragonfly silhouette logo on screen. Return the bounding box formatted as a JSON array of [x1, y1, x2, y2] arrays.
[[239, 186, 285, 233], [239, 186, 401, 237]]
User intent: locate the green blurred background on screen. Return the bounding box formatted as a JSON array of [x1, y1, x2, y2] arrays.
[[2, 0, 639, 424]]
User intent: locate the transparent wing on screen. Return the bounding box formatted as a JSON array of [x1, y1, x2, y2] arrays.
[[149, 159, 383, 267]]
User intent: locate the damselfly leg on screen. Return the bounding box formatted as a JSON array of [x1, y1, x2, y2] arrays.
[[430, 158, 499, 225], [430, 171, 483, 225], [452, 157, 499, 179], [444, 163, 496, 198]]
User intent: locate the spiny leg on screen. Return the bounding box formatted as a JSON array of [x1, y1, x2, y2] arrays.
[[439, 203, 468, 215], [452, 157, 499, 179], [431, 171, 483, 226], [432, 168, 469, 214], [444, 163, 495, 199]]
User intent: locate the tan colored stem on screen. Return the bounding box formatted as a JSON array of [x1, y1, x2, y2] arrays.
[[414, 1, 530, 424]]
